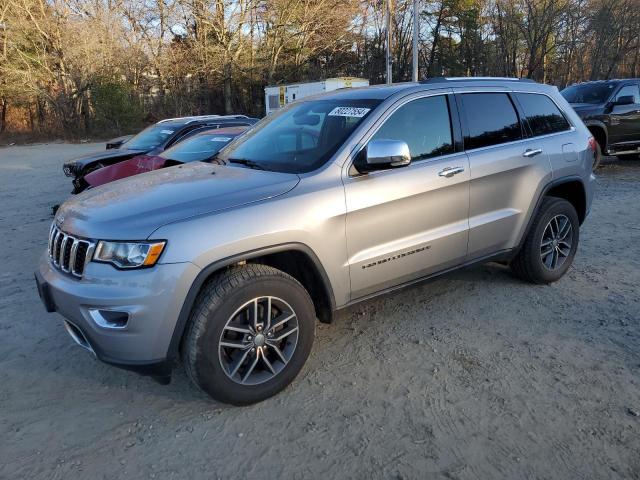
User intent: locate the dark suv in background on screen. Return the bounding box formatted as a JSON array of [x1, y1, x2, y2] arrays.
[[561, 79, 640, 167], [63, 115, 258, 193]]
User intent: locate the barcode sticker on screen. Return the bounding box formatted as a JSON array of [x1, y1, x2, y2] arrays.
[[328, 107, 371, 118]]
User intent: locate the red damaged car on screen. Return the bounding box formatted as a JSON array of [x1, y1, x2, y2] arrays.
[[84, 126, 248, 189]]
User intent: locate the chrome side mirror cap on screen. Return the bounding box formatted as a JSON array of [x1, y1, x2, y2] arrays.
[[366, 139, 411, 168]]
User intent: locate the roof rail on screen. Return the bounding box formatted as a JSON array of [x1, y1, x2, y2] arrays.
[[420, 76, 537, 84], [157, 114, 250, 124], [157, 115, 219, 124]]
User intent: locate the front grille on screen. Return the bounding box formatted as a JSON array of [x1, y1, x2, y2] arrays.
[[48, 224, 95, 278]]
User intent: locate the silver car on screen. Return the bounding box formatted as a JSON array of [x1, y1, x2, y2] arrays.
[[35, 78, 597, 405]]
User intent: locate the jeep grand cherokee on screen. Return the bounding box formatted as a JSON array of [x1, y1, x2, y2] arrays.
[[36, 78, 596, 405]]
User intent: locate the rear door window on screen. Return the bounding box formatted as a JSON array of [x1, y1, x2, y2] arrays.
[[461, 93, 522, 150], [515, 93, 571, 137]]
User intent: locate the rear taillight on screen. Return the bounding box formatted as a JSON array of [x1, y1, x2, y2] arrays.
[[588, 136, 597, 153]]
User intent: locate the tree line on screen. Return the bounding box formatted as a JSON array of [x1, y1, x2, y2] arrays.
[[1, 0, 639, 138]]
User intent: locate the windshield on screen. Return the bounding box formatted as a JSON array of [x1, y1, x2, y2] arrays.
[[159, 133, 237, 163], [561, 83, 616, 104], [126, 125, 177, 150], [217, 99, 381, 173]]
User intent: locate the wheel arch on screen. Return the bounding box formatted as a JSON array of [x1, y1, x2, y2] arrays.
[[515, 176, 587, 256], [545, 179, 587, 224], [166, 243, 336, 363], [584, 121, 608, 151]]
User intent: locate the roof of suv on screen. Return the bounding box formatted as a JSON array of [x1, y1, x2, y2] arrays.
[[315, 77, 547, 101], [155, 115, 257, 128], [568, 79, 640, 86]]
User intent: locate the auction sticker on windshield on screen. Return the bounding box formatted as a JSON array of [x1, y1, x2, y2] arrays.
[[328, 107, 371, 118], [210, 137, 232, 142]]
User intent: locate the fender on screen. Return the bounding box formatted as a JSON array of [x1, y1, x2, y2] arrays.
[[512, 175, 587, 257], [582, 120, 608, 146], [165, 242, 336, 364]]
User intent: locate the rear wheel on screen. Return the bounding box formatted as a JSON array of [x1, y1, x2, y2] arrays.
[[182, 264, 315, 405], [592, 141, 603, 170], [511, 197, 579, 284]]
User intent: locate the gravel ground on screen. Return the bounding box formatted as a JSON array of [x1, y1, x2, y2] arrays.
[[1, 143, 639, 480]]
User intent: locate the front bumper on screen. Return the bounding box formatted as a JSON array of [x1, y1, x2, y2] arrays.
[[35, 253, 200, 378]]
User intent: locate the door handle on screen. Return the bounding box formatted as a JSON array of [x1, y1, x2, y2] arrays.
[[523, 148, 543, 158], [438, 166, 465, 178]]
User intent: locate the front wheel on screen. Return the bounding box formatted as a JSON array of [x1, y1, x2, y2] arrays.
[[511, 197, 579, 284], [182, 264, 316, 405]]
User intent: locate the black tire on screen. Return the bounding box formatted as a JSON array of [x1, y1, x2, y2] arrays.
[[592, 141, 603, 170], [83, 162, 106, 177], [72, 163, 105, 194], [182, 264, 316, 405], [511, 197, 579, 284]]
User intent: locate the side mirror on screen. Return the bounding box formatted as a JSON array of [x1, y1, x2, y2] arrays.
[[106, 135, 133, 150], [358, 139, 411, 172], [613, 95, 635, 106]]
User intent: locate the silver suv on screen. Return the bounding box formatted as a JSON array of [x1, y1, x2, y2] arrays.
[[35, 78, 596, 405]]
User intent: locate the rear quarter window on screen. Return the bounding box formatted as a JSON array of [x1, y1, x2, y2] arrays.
[[515, 93, 571, 137], [461, 93, 522, 150]]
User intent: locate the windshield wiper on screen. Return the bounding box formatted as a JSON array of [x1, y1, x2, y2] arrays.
[[227, 158, 266, 170]]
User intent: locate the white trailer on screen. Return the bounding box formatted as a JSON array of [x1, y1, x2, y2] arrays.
[[264, 77, 369, 116]]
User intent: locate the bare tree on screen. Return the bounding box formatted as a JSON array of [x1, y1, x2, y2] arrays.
[[2, 0, 640, 137]]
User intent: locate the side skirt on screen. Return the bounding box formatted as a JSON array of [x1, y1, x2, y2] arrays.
[[339, 249, 516, 310]]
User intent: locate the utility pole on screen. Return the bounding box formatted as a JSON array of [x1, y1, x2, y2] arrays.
[[412, 0, 419, 82], [385, 0, 392, 84]]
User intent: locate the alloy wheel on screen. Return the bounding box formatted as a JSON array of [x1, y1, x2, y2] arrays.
[[218, 296, 299, 385], [540, 214, 573, 270]]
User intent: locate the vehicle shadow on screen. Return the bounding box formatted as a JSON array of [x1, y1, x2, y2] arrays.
[[600, 155, 640, 169]]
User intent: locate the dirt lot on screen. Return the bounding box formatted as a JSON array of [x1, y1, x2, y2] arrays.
[[1, 143, 639, 479]]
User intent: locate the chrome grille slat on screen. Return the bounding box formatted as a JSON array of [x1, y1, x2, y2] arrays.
[[49, 226, 58, 260], [48, 225, 56, 256], [58, 234, 68, 269], [69, 240, 79, 275], [61, 236, 73, 272], [48, 224, 94, 278], [84, 244, 95, 272], [53, 232, 63, 265]]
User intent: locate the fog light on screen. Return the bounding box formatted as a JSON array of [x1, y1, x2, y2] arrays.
[[88, 309, 129, 329]]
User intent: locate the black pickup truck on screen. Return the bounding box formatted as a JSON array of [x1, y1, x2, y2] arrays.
[[561, 79, 640, 168]]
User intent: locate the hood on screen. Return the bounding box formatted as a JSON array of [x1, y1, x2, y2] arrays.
[[64, 147, 149, 169], [55, 162, 300, 239], [568, 102, 604, 115], [84, 155, 167, 188]]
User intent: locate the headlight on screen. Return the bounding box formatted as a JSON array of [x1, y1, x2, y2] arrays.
[[63, 164, 75, 177], [93, 241, 166, 269]]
